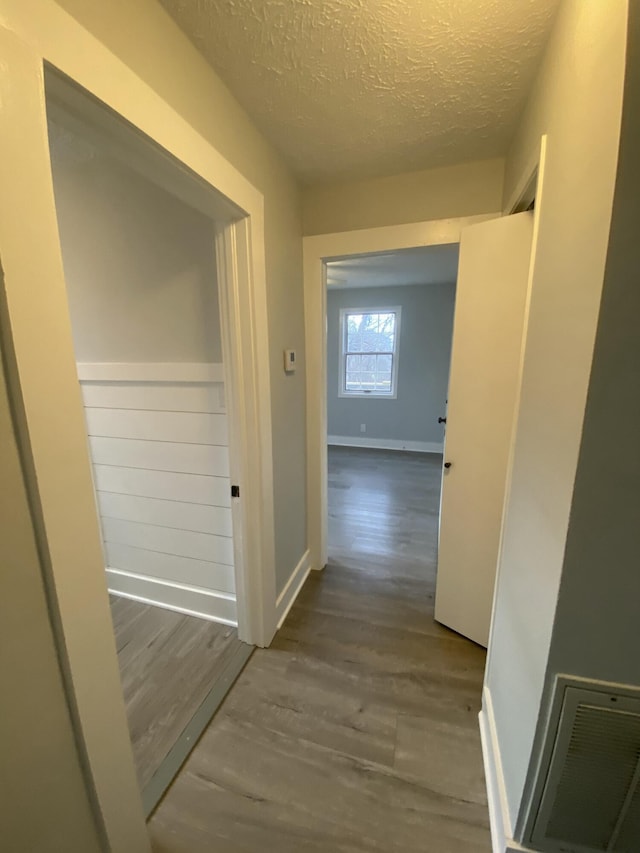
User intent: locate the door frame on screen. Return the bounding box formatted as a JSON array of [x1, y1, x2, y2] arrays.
[[44, 70, 275, 649], [0, 18, 276, 852], [303, 213, 500, 572]]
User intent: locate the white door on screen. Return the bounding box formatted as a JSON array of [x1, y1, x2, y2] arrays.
[[435, 212, 534, 647]]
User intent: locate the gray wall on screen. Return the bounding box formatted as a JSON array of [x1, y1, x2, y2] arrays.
[[49, 127, 222, 364], [526, 0, 640, 828], [484, 0, 629, 834], [327, 283, 455, 446], [546, 0, 639, 690], [0, 341, 102, 852]]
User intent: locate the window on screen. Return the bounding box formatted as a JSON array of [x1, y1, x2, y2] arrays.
[[339, 307, 401, 398]]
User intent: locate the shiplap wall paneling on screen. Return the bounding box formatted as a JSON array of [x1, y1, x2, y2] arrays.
[[105, 542, 235, 594], [84, 409, 228, 446], [100, 517, 235, 566], [80, 382, 224, 413], [78, 363, 236, 625], [97, 493, 232, 536], [88, 437, 230, 477], [92, 465, 231, 507]]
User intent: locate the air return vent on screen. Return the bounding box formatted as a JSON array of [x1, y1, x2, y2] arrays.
[[530, 683, 640, 852]]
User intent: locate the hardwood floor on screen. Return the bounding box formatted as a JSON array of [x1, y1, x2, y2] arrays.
[[110, 596, 247, 790], [149, 447, 490, 852]]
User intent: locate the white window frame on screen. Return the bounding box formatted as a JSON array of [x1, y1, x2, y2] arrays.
[[338, 306, 401, 399]]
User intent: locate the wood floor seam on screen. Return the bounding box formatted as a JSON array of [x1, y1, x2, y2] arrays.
[[148, 447, 491, 851]]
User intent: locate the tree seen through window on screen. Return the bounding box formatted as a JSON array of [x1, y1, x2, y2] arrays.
[[343, 310, 398, 394]]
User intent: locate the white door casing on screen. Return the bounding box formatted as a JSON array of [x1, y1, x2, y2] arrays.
[[0, 15, 276, 851], [435, 212, 534, 647], [303, 214, 499, 573]]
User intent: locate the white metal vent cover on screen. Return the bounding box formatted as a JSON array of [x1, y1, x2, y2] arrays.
[[530, 682, 640, 852]]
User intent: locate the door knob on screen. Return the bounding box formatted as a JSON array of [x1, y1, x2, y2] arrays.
[[438, 416, 447, 424], [444, 462, 452, 469]]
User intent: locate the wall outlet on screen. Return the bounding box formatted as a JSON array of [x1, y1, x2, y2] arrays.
[[360, 423, 366, 433]]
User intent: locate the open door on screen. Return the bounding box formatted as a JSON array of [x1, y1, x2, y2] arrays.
[[435, 212, 534, 647]]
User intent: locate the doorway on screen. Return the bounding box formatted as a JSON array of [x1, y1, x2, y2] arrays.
[[304, 199, 539, 649], [303, 214, 493, 572], [45, 88, 257, 811], [323, 245, 458, 581]]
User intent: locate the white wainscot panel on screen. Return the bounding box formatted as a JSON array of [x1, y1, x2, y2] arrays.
[[98, 492, 232, 537], [81, 382, 225, 414], [89, 436, 230, 477], [105, 541, 235, 594], [77, 362, 224, 383], [85, 408, 228, 446], [92, 465, 231, 508], [79, 363, 236, 621], [101, 517, 234, 566]]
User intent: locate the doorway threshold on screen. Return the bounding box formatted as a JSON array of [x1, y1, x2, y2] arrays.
[[142, 641, 254, 817]]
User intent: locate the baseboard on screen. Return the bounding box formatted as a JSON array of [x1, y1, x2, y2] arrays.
[[328, 435, 443, 454], [480, 687, 534, 853], [106, 568, 237, 626], [276, 549, 311, 629]]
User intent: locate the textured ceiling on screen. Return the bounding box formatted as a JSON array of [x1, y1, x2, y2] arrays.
[[159, 0, 559, 185], [326, 244, 459, 289]]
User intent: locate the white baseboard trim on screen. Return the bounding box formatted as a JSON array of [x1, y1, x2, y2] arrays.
[[328, 435, 443, 454], [479, 687, 533, 853], [106, 567, 237, 626], [276, 549, 311, 629]]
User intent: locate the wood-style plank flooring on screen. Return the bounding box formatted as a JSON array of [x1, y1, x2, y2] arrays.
[[110, 596, 246, 790], [149, 447, 490, 851]]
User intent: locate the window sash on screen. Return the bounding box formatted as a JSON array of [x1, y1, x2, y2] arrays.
[[340, 309, 400, 397]]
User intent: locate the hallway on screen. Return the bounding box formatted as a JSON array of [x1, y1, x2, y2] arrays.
[[149, 447, 490, 852]]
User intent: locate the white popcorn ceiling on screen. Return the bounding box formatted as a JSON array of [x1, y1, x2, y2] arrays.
[[159, 0, 560, 185]]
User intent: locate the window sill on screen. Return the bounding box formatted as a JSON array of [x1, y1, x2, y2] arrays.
[[338, 391, 398, 400]]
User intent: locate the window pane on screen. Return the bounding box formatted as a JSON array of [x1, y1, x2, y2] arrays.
[[346, 354, 361, 372], [377, 313, 395, 352], [345, 311, 396, 355], [361, 371, 376, 391], [347, 314, 364, 352], [360, 354, 376, 372], [348, 333, 364, 353], [376, 372, 392, 392], [365, 314, 378, 352], [377, 354, 392, 373], [345, 373, 361, 391]]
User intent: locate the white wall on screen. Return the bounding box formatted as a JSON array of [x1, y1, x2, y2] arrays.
[[327, 283, 455, 449], [49, 121, 221, 364], [484, 0, 628, 835], [302, 158, 504, 236]]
